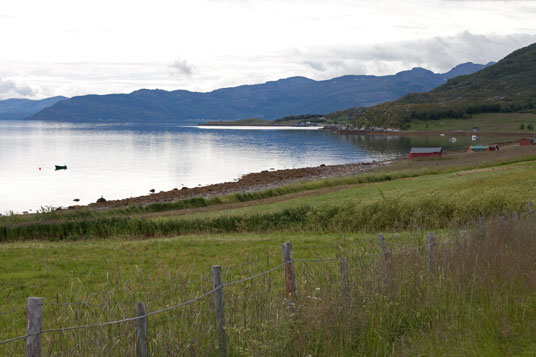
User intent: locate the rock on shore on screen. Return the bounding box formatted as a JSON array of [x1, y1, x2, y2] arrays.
[[86, 161, 386, 210]]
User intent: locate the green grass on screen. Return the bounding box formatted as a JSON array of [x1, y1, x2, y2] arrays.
[[406, 112, 536, 132], [169, 161, 536, 220], [2, 220, 536, 355], [4, 154, 536, 241]]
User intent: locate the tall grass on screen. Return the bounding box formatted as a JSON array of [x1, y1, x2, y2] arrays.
[[2, 216, 536, 355], [1, 187, 530, 241]]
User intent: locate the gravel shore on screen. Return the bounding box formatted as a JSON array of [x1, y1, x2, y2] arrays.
[[85, 161, 388, 210]]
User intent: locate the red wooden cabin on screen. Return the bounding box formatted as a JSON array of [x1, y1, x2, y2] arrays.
[[520, 138, 536, 146], [409, 147, 443, 159]]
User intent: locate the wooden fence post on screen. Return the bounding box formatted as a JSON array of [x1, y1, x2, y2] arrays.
[[529, 202, 534, 216], [460, 230, 468, 245], [427, 232, 436, 274], [26, 297, 43, 357], [340, 257, 350, 299], [212, 265, 227, 357], [136, 302, 149, 357], [479, 216, 485, 239], [281, 242, 296, 299], [378, 234, 393, 293]]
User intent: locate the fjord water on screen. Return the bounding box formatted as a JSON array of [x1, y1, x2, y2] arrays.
[[0, 121, 512, 214]]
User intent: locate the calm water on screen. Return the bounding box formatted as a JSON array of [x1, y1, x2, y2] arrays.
[[0, 121, 515, 213]]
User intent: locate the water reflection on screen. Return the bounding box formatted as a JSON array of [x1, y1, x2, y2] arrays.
[[0, 121, 518, 213]]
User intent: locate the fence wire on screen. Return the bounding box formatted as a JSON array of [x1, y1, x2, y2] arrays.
[[0, 262, 284, 346], [0, 238, 438, 347]]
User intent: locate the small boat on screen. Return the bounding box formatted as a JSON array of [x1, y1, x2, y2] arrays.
[[449, 137, 457, 143], [55, 165, 67, 170], [471, 135, 478, 141]]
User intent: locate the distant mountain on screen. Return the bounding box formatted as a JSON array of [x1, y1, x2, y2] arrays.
[[26, 63, 491, 123], [0, 96, 67, 120], [328, 43, 536, 128]]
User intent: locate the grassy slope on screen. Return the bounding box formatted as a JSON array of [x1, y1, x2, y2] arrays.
[[164, 160, 535, 221], [200, 118, 274, 126], [407, 112, 536, 132]]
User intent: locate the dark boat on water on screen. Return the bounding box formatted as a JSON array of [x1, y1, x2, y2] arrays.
[[55, 165, 67, 170]]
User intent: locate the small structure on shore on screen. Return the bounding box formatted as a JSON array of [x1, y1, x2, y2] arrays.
[[409, 147, 443, 159], [520, 138, 536, 146], [467, 145, 499, 153]]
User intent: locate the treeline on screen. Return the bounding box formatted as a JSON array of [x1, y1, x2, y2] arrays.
[[274, 114, 324, 123], [403, 101, 536, 122]]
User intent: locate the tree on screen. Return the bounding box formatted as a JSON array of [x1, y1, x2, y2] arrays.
[[520, 123, 525, 130]]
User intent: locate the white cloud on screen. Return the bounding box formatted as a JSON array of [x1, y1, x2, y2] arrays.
[[293, 32, 536, 78], [0, 76, 37, 99], [168, 59, 194, 78], [303, 61, 327, 72], [0, 0, 535, 98]]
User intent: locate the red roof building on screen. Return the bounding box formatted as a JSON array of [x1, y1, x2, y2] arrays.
[[409, 147, 443, 159], [520, 138, 536, 146]]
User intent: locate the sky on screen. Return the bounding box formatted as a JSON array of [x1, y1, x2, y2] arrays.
[[0, 0, 535, 100]]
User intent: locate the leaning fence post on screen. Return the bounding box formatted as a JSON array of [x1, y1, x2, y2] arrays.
[[212, 265, 227, 357], [340, 257, 350, 299], [460, 230, 468, 245], [282, 242, 296, 299], [136, 302, 149, 357], [26, 297, 43, 357], [529, 202, 534, 216], [378, 234, 393, 294], [427, 232, 436, 274]]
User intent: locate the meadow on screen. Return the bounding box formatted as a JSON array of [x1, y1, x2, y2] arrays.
[[2, 145, 536, 355], [405, 112, 536, 132]]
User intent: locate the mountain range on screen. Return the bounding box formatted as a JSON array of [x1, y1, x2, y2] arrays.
[[0, 96, 67, 120], [23, 62, 492, 123], [329, 43, 536, 128]]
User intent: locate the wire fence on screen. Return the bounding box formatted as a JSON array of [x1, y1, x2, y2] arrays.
[[1, 209, 532, 354], [0, 239, 432, 349], [0, 249, 283, 315]]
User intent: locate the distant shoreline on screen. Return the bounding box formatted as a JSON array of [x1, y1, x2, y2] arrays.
[[328, 128, 536, 137]]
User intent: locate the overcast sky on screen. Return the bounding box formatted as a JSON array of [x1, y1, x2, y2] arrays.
[[1, 0, 535, 99]]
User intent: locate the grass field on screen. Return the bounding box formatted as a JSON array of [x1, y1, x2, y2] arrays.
[[2, 145, 536, 355], [405, 112, 536, 132]]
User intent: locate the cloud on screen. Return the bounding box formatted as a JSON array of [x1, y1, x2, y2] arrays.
[[303, 60, 326, 72], [295, 31, 536, 79], [168, 59, 194, 78], [0, 76, 36, 99], [443, 0, 531, 1], [1, 31, 535, 99]]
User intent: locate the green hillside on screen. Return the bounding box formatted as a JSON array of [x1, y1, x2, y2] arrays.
[[200, 118, 273, 126], [328, 43, 536, 129]]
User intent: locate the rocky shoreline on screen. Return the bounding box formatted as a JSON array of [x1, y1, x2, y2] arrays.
[[84, 161, 388, 210]]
